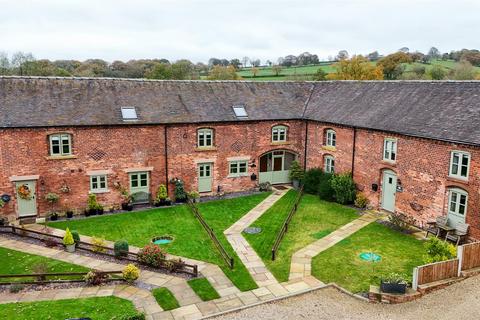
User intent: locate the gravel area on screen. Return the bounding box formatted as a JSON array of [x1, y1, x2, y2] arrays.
[[214, 276, 480, 320]]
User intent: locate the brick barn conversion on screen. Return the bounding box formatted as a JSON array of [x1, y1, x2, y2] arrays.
[[0, 77, 479, 238]]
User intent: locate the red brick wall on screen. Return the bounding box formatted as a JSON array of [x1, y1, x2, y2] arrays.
[[353, 129, 480, 238], [0, 126, 166, 220], [166, 120, 306, 196]]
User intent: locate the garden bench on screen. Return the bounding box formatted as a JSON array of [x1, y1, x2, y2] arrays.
[[425, 216, 448, 238], [446, 223, 469, 246]]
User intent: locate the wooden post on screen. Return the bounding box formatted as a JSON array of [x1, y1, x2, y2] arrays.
[[412, 267, 419, 291], [457, 245, 464, 277]]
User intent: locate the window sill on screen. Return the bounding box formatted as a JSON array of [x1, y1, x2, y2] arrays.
[[381, 160, 397, 166], [196, 147, 217, 152], [90, 189, 110, 194], [322, 145, 336, 152], [446, 176, 469, 185], [271, 141, 290, 146], [46, 155, 77, 160], [228, 174, 249, 178]]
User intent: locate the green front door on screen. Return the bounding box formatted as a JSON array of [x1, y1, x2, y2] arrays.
[[15, 180, 37, 217], [129, 172, 150, 204], [381, 170, 397, 212], [198, 163, 212, 193]]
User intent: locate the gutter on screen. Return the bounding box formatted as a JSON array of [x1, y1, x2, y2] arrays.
[[164, 125, 169, 193], [351, 127, 357, 174]]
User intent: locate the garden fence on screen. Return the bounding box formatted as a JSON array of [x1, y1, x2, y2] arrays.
[[0, 225, 198, 277], [0, 270, 122, 285], [412, 241, 480, 290], [271, 186, 304, 261], [186, 200, 234, 269]]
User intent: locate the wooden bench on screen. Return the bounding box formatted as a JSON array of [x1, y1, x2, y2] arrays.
[[446, 223, 469, 246], [425, 216, 448, 238]]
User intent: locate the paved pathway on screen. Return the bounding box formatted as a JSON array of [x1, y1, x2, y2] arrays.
[[289, 211, 383, 281], [224, 188, 289, 287]]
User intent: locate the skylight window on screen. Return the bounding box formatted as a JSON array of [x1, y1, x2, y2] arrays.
[[232, 105, 248, 119], [121, 107, 138, 120]]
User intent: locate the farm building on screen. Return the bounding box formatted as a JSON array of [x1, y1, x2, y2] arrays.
[[0, 77, 479, 238]]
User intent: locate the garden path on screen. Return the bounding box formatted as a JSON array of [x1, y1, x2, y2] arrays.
[[289, 211, 384, 281]]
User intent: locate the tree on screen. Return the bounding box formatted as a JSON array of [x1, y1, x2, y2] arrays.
[[367, 51, 380, 61], [11, 51, 35, 75], [208, 58, 222, 67], [229, 59, 241, 70], [427, 47, 441, 60], [250, 59, 261, 67], [145, 63, 173, 79], [281, 55, 297, 67], [412, 65, 426, 77], [428, 65, 446, 80], [451, 60, 478, 80], [399, 47, 410, 53], [377, 52, 412, 79], [241, 57, 249, 68], [207, 65, 240, 80], [171, 59, 193, 79], [328, 55, 383, 80], [460, 50, 480, 66], [251, 67, 259, 77], [312, 68, 327, 81], [0, 52, 10, 75], [271, 65, 282, 76], [266, 60, 272, 67], [336, 50, 349, 61]]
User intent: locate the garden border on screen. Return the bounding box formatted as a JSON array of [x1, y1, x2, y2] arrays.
[[0, 270, 123, 286]]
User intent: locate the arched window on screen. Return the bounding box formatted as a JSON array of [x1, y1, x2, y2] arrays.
[[324, 155, 335, 173], [197, 128, 214, 147], [325, 129, 336, 147], [448, 188, 468, 217], [49, 133, 72, 156], [272, 125, 288, 142]]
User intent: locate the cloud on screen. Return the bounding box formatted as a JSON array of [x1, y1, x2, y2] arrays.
[[1, 0, 479, 62]]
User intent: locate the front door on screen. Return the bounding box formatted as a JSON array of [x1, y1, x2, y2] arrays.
[[447, 189, 467, 228], [381, 170, 397, 212], [15, 180, 37, 217], [129, 172, 150, 204], [259, 151, 295, 184], [198, 163, 212, 193]]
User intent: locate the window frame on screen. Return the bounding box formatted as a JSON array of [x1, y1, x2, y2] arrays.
[[324, 155, 335, 173], [325, 129, 336, 147], [90, 175, 108, 193], [129, 172, 149, 189], [272, 125, 288, 143], [228, 160, 249, 177], [449, 151, 470, 180], [49, 133, 72, 156], [448, 188, 468, 217], [383, 138, 397, 162], [197, 128, 214, 148]]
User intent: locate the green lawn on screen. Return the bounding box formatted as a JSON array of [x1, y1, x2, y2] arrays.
[[312, 222, 425, 293], [237, 63, 336, 80], [187, 278, 220, 301], [0, 296, 139, 320], [0, 247, 88, 282], [152, 287, 180, 311], [48, 193, 270, 291], [244, 191, 359, 282]]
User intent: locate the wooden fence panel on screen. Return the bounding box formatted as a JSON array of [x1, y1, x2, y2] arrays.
[[460, 242, 480, 271], [416, 259, 459, 286]]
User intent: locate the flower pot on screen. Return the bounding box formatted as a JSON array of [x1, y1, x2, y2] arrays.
[[292, 179, 300, 189], [97, 208, 104, 215], [154, 201, 161, 207], [176, 198, 187, 204], [165, 199, 172, 206], [123, 203, 133, 211], [50, 214, 58, 221], [65, 244, 75, 253], [66, 211, 74, 219], [380, 281, 407, 294]]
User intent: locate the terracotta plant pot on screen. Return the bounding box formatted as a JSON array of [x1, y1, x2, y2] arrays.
[[65, 244, 75, 253]]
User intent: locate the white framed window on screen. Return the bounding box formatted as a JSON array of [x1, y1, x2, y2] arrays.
[[325, 129, 336, 147], [383, 138, 397, 162], [49, 133, 72, 156], [324, 155, 335, 173], [232, 105, 248, 118], [448, 188, 468, 217], [130, 172, 149, 188], [229, 160, 248, 177], [197, 128, 214, 148], [449, 151, 470, 180], [272, 125, 288, 142], [121, 107, 137, 120], [90, 175, 108, 193]]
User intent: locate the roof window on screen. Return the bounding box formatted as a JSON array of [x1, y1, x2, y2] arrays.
[[232, 105, 248, 119], [121, 107, 138, 120]]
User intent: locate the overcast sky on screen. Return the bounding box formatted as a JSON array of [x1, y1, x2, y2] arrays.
[[1, 0, 479, 63]]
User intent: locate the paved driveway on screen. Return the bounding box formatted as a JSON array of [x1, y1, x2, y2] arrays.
[[214, 276, 480, 320]]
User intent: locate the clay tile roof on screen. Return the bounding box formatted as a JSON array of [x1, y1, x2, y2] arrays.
[[1, 77, 479, 146]]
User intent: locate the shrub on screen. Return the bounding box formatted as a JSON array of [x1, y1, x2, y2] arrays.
[[114, 240, 129, 257], [163, 257, 185, 272], [318, 172, 334, 201], [303, 168, 323, 194], [187, 190, 200, 200], [289, 161, 304, 180], [84, 269, 108, 285], [354, 192, 369, 209], [71, 230, 81, 244], [424, 237, 457, 264], [32, 261, 48, 281], [259, 182, 272, 192], [122, 264, 140, 283], [137, 244, 166, 267], [63, 228, 75, 246], [330, 172, 356, 204], [44, 192, 60, 204], [156, 184, 168, 201], [388, 211, 415, 232], [381, 272, 408, 284], [87, 193, 99, 211], [91, 237, 107, 253], [120, 313, 146, 320], [172, 179, 187, 201]]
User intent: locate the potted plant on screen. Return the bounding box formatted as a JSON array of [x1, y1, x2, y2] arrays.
[[289, 161, 304, 189], [49, 212, 59, 221], [119, 187, 134, 211], [172, 178, 187, 203], [154, 184, 169, 206], [63, 228, 76, 253], [45, 192, 60, 219], [86, 194, 100, 215], [65, 208, 74, 219], [380, 272, 408, 294], [187, 190, 200, 203]]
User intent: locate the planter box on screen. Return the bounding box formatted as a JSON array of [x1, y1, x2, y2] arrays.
[[380, 281, 407, 294]]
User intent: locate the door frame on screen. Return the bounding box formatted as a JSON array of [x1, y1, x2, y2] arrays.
[[14, 180, 38, 217], [198, 162, 213, 193], [128, 171, 150, 204], [381, 169, 397, 212]]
